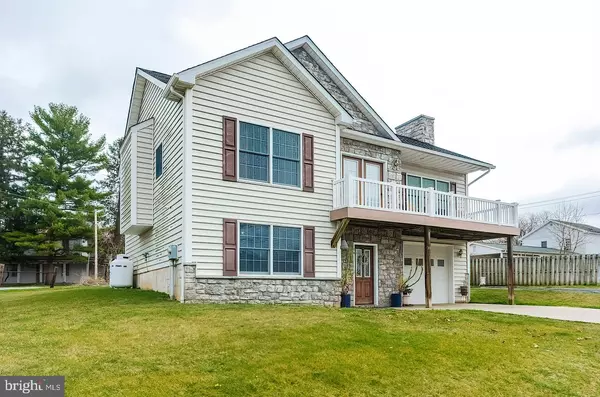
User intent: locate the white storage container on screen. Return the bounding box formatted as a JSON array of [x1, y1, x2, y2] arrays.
[[110, 255, 134, 288]]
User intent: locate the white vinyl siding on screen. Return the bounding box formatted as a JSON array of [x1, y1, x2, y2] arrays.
[[190, 52, 338, 278], [120, 134, 132, 232], [124, 81, 184, 290], [136, 122, 154, 225]]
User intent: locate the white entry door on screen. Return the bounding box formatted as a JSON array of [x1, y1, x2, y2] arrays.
[[403, 243, 452, 304]]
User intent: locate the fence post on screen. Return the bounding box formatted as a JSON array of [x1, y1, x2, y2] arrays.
[[0, 264, 4, 287]]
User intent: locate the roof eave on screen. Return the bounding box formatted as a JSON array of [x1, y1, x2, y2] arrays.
[[175, 37, 353, 125], [341, 128, 495, 172], [285, 35, 399, 142]]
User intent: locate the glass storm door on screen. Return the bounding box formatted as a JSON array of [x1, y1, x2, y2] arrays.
[[355, 246, 374, 305]]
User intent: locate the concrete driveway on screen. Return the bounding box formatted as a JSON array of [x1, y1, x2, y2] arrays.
[[406, 304, 600, 324]]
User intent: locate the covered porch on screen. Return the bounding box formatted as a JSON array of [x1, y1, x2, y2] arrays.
[[332, 215, 520, 308]]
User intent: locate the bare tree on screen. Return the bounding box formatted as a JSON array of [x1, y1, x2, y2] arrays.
[[517, 211, 550, 244], [546, 203, 588, 253]]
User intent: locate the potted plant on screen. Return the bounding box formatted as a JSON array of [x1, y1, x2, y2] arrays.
[[392, 260, 423, 307], [340, 243, 354, 308]]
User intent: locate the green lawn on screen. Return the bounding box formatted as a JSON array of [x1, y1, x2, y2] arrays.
[[2, 288, 600, 396], [471, 287, 600, 309]]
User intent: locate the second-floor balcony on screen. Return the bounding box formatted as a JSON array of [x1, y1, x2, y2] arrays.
[[332, 177, 520, 239]]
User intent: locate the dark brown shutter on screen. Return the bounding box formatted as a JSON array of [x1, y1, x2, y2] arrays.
[[223, 219, 237, 276], [303, 226, 315, 277], [302, 134, 314, 192], [450, 182, 457, 194], [222, 116, 237, 181], [401, 172, 407, 185]]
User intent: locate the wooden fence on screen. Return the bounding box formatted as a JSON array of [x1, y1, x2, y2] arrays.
[[470, 255, 600, 286]]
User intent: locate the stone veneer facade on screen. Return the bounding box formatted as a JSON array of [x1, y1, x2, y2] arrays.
[[395, 115, 435, 145], [342, 226, 403, 307], [341, 137, 403, 184], [291, 47, 387, 138], [184, 266, 340, 305]]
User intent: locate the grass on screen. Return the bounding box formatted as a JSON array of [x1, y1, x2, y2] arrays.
[[471, 287, 600, 309], [2, 288, 600, 396]]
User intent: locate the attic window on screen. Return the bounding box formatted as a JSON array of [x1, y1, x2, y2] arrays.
[[541, 241, 547, 248]]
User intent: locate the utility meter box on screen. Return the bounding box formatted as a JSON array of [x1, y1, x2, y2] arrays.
[[167, 245, 178, 260]]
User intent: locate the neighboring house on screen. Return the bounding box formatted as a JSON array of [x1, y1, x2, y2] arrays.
[[520, 220, 600, 254], [119, 35, 519, 306], [470, 242, 565, 258], [3, 238, 92, 284]]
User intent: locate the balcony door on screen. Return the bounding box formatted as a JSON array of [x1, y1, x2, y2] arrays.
[[342, 156, 383, 207]]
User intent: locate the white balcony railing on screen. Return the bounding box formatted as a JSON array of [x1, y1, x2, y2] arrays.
[[333, 177, 519, 227]]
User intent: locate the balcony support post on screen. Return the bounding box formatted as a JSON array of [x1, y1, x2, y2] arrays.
[[424, 226, 432, 308], [507, 236, 515, 305]]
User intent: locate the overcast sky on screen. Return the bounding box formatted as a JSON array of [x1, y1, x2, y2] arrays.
[[2, 0, 599, 224]]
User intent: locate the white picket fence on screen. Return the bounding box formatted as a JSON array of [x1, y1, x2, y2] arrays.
[[470, 255, 600, 286]]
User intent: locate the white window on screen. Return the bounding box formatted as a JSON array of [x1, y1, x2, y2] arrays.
[[406, 175, 451, 192], [239, 122, 301, 187], [239, 223, 302, 275]]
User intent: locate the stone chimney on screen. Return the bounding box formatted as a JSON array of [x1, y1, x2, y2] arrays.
[[394, 115, 435, 145]]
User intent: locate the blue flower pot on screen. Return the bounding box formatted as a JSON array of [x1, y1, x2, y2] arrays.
[[340, 294, 352, 308], [391, 293, 403, 307]]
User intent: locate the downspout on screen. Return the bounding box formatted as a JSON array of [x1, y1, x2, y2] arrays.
[[168, 85, 185, 302], [467, 168, 491, 187]]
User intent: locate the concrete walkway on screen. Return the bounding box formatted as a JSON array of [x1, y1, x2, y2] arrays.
[[405, 304, 600, 324]]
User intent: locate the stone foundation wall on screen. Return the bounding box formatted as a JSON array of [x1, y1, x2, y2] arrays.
[[343, 226, 403, 306], [184, 266, 340, 305]]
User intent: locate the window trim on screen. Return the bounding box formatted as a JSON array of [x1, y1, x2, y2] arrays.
[[406, 173, 451, 192], [237, 221, 304, 277], [236, 119, 303, 189]]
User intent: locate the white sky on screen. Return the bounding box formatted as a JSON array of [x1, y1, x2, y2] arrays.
[[1, 0, 599, 224]]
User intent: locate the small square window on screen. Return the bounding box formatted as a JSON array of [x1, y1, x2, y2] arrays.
[[415, 258, 424, 267], [437, 259, 445, 267], [155, 144, 163, 178], [541, 241, 547, 248], [403, 257, 412, 267]]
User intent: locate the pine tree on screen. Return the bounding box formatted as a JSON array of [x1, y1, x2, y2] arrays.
[[3, 103, 108, 259], [0, 111, 29, 257], [98, 137, 124, 263]]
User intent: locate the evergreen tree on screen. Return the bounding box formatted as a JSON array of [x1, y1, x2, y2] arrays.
[[4, 103, 108, 258], [98, 137, 124, 262], [0, 111, 29, 257]]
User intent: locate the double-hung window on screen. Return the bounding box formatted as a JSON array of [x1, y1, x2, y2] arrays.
[[239, 223, 302, 275], [239, 122, 301, 187]]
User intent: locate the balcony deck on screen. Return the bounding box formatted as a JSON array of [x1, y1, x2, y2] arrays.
[[331, 177, 520, 240]]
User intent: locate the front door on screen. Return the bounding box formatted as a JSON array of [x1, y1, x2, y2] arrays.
[[355, 245, 374, 305]]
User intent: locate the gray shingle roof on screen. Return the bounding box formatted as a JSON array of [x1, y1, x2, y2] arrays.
[[481, 243, 565, 254], [396, 135, 491, 165], [552, 220, 600, 234], [139, 68, 171, 84]]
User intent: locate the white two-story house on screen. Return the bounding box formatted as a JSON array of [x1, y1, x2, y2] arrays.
[[119, 36, 519, 306]]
